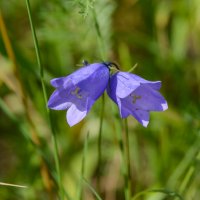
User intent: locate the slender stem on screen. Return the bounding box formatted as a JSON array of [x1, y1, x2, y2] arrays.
[[115, 118, 131, 200], [50, 114, 64, 200], [97, 93, 105, 188], [25, 0, 47, 104], [124, 118, 131, 199], [82, 178, 103, 200], [25, 1, 64, 199], [92, 5, 106, 191], [78, 133, 89, 200], [92, 9, 106, 61]]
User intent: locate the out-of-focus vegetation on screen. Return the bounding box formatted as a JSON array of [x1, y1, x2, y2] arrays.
[[0, 0, 200, 199]]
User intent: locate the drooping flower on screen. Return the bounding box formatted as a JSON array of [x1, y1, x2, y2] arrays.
[[107, 71, 168, 127], [48, 63, 109, 126]]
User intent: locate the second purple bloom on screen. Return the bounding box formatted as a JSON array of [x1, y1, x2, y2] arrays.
[[107, 71, 168, 127]]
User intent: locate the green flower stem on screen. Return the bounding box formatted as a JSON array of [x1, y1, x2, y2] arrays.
[[115, 118, 131, 200], [97, 93, 105, 188], [124, 118, 132, 200], [92, 8, 106, 61], [92, 5, 106, 191], [25, 1, 64, 199], [78, 133, 89, 200]]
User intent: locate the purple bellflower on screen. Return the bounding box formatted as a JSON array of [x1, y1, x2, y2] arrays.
[[107, 71, 168, 127], [48, 63, 109, 126]]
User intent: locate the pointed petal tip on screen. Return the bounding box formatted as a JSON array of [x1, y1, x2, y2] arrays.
[[50, 77, 65, 88], [66, 105, 87, 127], [67, 115, 84, 127], [50, 78, 59, 87], [66, 114, 77, 127], [67, 120, 75, 127], [161, 102, 168, 111], [142, 120, 149, 127]]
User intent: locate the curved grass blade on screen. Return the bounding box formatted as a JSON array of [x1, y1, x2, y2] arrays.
[[0, 182, 28, 189], [82, 177, 103, 200], [132, 188, 184, 200]]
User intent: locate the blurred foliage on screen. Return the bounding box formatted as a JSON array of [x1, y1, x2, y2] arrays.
[[0, 0, 200, 200]]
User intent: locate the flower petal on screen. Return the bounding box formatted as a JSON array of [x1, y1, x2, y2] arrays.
[[69, 63, 109, 85], [50, 63, 109, 88], [66, 104, 87, 127], [117, 99, 149, 127], [120, 106, 130, 118], [66, 96, 95, 126], [47, 89, 72, 110], [108, 72, 140, 99], [129, 74, 162, 90], [77, 64, 109, 100], [48, 63, 110, 126], [131, 110, 150, 127], [130, 84, 168, 111], [117, 98, 150, 127], [50, 77, 67, 88], [107, 70, 167, 127]]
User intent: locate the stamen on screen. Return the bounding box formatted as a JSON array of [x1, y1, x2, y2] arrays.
[[71, 87, 82, 99], [130, 94, 141, 104]]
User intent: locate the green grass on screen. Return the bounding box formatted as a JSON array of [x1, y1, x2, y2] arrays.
[[0, 0, 200, 199]]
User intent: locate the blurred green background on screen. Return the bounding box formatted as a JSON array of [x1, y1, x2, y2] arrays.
[[0, 0, 200, 199]]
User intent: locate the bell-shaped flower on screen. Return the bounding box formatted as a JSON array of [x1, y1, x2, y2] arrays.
[[107, 71, 168, 127], [48, 63, 109, 126]]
